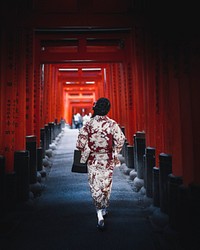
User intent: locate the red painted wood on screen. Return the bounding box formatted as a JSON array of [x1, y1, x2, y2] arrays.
[[15, 30, 26, 152], [179, 41, 199, 184], [44, 65, 52, 124], [33, 63, 42, 146], [53, 66, 63, 123], [144, 35, 156, 152], [26, 30, 35, 136], [2, 32, 17, 172], [0, 1, 199, 186], [191, 54, 200, 184]]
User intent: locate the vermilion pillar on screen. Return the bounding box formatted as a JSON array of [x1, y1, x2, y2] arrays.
[[1, 32, 17, 172], [108, 63, 127, 134], [132, 26, 146, 133], [54, 66, 63, 122], [144, 38, 156, 151], [49, 65, 55, 122], [95, 68, 104, 98], [26, 30, 35, 136], [108, 63, 118, 121], [165, 44, 182, 176], [59, 81, 64, 122], [154, 43, 164, 166], [178, 43, 197, 184], [15, 29, 26, 152], [34, 62, 42, 147], [124, 61, 135, 143], [117, 63, 127, 131], [41, 64, 61, 127], [43, 65, 52, 125], [51, 65, 63, 123], [110, 63, 120, 123]]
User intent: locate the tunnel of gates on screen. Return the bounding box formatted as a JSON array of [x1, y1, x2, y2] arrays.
[[0, 0, 200, 238]]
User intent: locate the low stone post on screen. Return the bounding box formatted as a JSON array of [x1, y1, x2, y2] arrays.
[[133, 134, 136, 171], [177, 185, 189, 236], [122, 138, 127, 158], [26, 135, 37, 185], [124, 141, 129, 166], [54, 122, 59, 138], [120, 126, 125, 155], [152, 167, 160, 207], [127, 145, 134, 169], [48, 122, 54, 144], [37, 147, 43, 172], [60, 119, 65, 129], [144, 147, 156, 198], [121, 126, 125, 136], [168, 174, 183, 229], [40, 128, 45, 158], [58, 122, 61, 134], [135, 132, 146, 179], [159, 153, 172, 214], [5, 172, 17, 210], [188, 183, 200, 236], [44, 124, 50, 150], [14, 150, 30, 202]]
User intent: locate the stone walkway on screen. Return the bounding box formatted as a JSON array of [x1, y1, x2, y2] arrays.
[[0, 127, 184, 250]]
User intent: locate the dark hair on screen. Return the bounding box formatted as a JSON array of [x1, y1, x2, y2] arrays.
[[92, 97, 111, 117]]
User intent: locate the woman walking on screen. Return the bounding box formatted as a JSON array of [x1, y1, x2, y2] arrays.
[[76, 97, 125, 230]]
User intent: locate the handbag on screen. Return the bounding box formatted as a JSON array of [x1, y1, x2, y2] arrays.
[[71, 149, 88, 173]]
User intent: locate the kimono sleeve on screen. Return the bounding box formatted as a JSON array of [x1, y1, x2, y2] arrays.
[[76, 126, 88, 150], [113, 123, 125, 154], [76, 125, 91, 163], [112, 123, 125, 167]]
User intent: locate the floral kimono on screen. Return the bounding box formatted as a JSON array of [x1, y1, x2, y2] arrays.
[[76, 115, 125, 209]]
